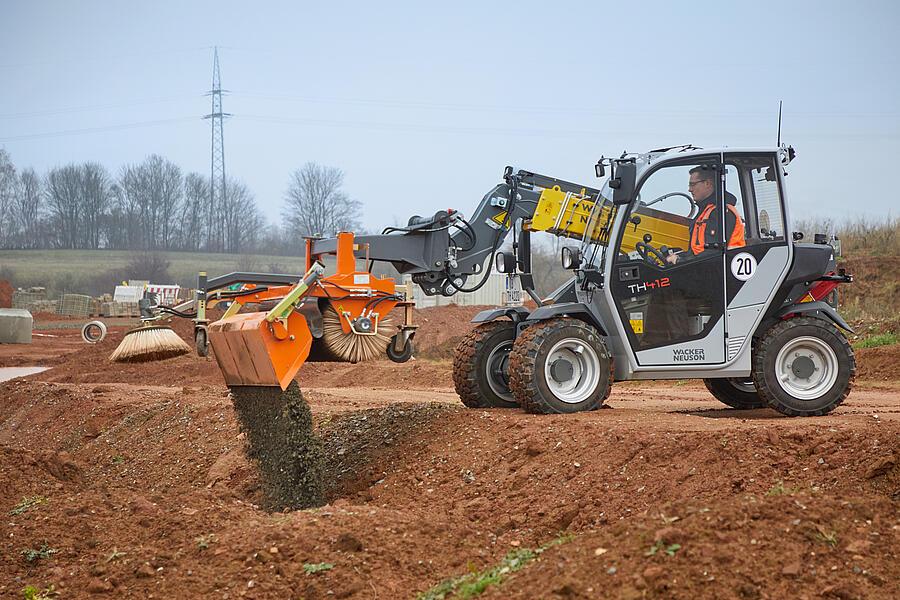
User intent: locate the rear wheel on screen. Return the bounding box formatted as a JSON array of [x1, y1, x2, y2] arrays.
[[752, 317, 854, 416], [453, 321, 518, 409], [703, 378, 766, 409], [508, 318, 612, 414]]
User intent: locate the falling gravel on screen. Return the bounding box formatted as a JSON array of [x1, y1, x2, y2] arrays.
[[230, 381, 325, 510]]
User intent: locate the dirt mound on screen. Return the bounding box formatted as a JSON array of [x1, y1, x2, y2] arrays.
[[1, 379, 898, 598], [412, 304, 491, 358], [856, 343, 900, 380]]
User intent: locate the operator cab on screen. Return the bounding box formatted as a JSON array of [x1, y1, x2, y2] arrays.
[[606, 148, 791, 370]]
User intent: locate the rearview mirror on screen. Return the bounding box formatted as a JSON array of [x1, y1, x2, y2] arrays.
[[495, 252, 516, 273], [594, 161, 605, 178], [561, 246, 582, 270], [611, 161, 636, 205]]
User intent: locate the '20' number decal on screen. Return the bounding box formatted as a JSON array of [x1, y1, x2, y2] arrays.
[[730, 252, 757, 281]]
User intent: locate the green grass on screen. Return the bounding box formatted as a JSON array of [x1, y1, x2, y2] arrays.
[[21, 543, 58, 563], [0, 249, 400, 298], [419, 534, 573, 600], [0, 249, 310, 294], [21, 585, 58, 600], [853, 332, 898, 349], [9, 496, 48, 516], [303, 562, 334, 575]]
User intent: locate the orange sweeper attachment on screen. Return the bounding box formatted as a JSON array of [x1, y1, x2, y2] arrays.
[[206, 232, 416, 389]]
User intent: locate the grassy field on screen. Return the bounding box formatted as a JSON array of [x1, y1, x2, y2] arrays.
[[0, 249, 312, 296]]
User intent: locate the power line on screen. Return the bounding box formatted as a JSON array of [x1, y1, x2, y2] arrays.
[[230, 91, 900, 120], [0, 95, 203, 120], [0, 117, 199, 142], [0, 46, 213, 70]]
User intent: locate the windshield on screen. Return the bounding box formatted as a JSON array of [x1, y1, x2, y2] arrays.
[[579, 179, 617, 267]]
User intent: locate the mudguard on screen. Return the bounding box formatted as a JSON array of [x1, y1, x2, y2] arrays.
[[527, 302, 607, 335], [471, 306, 531, 324], [775, 301, 854, 333]]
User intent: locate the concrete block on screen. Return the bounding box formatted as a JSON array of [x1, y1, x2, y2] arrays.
[[0, 308, 33, 344]]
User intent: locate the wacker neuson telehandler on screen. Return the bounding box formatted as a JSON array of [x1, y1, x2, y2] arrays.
[[195, 144, 853, 417]]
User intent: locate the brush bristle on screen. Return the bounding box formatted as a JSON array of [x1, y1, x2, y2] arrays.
[[109, 326, 192, 363], [319, 305, 393, 364]]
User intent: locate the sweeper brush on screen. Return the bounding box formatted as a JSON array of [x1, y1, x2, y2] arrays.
[[109, 324, 192, 363], [319, 304, 394, 364]]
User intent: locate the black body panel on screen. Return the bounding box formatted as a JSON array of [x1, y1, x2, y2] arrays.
[[527, 302, 607, 335]]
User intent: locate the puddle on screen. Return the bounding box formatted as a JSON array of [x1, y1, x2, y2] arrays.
[[0, 366, 50, 382]]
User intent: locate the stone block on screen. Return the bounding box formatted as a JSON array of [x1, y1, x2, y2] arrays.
[[0, 308, 33, 344]]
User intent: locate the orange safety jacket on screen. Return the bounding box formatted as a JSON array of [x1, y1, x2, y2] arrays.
[[690, 203, 746, 254]]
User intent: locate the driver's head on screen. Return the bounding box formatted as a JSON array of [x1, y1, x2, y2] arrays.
[[688, 166, 715, 203]]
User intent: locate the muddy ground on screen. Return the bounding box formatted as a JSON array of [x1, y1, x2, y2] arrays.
[[1, 306, 898, 599]]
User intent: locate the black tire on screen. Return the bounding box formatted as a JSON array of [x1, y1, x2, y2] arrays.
[[508, 317, 612, 414], [386, 335, 414, 363], [752, 317, 855, 417], [195, 327, 209, 357], [453, 321, 519, 409], [703, 378, 766, 410]]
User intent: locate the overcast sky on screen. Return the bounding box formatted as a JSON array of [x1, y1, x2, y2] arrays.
[[2, 1, 898, 230]]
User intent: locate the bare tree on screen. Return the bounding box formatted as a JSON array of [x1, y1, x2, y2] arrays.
[[221, 178, 263, 253], [80, 162, 112, 249], [282, 163, 362, 243], [45, 164, 83, 249], [0, 149, 17, 247], [15, 168, 42, 248], [115, 155, 183, 250], [177, 172, 209, 251]]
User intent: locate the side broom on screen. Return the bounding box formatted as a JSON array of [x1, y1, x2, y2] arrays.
[[109, 296, 192, 363]]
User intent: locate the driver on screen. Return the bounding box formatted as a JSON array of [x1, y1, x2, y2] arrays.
[[666, 166, 745, 264]]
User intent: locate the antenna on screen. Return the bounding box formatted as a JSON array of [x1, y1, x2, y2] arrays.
[[776, 100, 783, 147], [204, 47, 231, 252]]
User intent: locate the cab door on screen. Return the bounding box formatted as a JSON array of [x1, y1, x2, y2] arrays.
[[610, 154, 727, 366], [721, 152, 792, 361]]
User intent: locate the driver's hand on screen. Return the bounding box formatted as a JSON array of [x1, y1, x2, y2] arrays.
[[666, 253, 679, 265]]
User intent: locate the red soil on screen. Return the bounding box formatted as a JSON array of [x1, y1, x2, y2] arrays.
[[1, 304, 898, 598], [0, 279, 12, 309]]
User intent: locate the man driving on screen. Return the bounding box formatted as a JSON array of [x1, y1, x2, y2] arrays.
[[666, 166, 745, 264]]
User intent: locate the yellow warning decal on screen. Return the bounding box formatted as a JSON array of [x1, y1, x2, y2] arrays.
[[491, 211, 508, 227], [629, 312, 644, 334]]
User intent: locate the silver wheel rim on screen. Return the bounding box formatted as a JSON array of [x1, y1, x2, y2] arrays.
[[774, 336, 838, 400], [543, 338, 601, 404], [728, 378, 756, 394], [485, 341, 513, 401]]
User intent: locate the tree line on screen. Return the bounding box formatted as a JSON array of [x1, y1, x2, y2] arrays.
[[0, 149, 363, 255]]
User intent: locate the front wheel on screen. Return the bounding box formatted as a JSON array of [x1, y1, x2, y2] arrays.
[[752, 317, 855, 417], [508, 318, 612, 414]]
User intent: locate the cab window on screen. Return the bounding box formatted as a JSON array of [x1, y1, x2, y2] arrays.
[[724, 155, 786, 244]]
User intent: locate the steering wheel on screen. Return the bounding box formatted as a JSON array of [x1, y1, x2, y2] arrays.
[[643, 191, 698, 219], [635, 241, 668, 268]]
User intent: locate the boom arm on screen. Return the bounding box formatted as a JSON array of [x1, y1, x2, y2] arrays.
[[308, 167, 603, 296]]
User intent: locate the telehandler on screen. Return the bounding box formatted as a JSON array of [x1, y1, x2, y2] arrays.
[[203, 145, 855, 417]]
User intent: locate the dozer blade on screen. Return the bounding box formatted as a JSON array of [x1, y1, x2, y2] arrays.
[[207, 309, 313, 389]]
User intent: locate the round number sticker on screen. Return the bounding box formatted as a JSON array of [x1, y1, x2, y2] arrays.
[[730, 252, 757, 281]]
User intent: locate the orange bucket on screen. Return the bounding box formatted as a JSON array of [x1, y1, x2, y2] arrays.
[[207, 309, 313, 389]]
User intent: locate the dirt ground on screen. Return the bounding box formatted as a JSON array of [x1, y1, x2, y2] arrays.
[[1, 306, 898, 599]]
